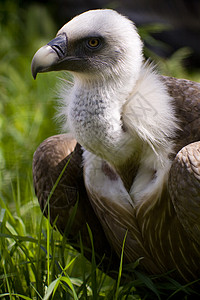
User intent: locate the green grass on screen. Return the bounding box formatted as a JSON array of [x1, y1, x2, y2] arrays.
[[0, 1, 200, 299]]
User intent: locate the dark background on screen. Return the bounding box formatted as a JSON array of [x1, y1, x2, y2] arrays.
[[17, 0, 200, 68]]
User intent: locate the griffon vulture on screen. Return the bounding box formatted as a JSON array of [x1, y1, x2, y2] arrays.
[[31, 9, 200, 283]]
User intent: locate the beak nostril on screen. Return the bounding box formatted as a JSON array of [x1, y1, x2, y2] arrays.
[[51, 45, 65, 59], [47, 33, 67, 59]]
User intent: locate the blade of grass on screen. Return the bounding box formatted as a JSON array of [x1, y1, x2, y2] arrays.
[[2, 263, 12, 300], [60, 276, 79, 300], [43, 278, 60, 300], [134, 270, 161, 300], [0, 229, 37, 276], [86, 224, 97, 299], [0, 294, 32, 300], [30, 282, 43, 300], [0, 232, 39, 244], [62, 197, 79, 238], [78, 234, 89, 299], [167, 278, 200, 299], [61, 255, 79, 274], [0, 197, 17, 224], [47, 204, 50, 286], [114, 230, 128, 300], [0, 208, 6, 227]]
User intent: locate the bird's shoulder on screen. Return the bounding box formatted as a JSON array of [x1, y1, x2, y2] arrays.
[[160, 75, 200, 153], [160, 75, 200, 108]]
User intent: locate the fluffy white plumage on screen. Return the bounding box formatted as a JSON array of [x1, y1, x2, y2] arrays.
[[56, 10, 179, 206]]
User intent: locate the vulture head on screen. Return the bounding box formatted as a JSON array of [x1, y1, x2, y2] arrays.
[[31, 9, 142, 82], [32, 9, 200, 284]]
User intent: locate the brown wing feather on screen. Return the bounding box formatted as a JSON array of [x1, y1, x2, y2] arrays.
[[169, 141, 200, 246], [161, 76, 200, 154], [32, 133, 119, 272]]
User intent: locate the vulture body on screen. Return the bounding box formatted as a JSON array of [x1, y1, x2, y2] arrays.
[[32, 9, 200, 283]]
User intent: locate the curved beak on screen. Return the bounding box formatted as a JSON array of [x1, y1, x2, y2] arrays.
[[31, 33, 68, 79]]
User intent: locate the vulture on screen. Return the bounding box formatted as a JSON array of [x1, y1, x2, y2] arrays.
[[31, 9, 200, 283]]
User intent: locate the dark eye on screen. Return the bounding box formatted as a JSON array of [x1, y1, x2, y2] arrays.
[[86, 38, 101, 49]]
